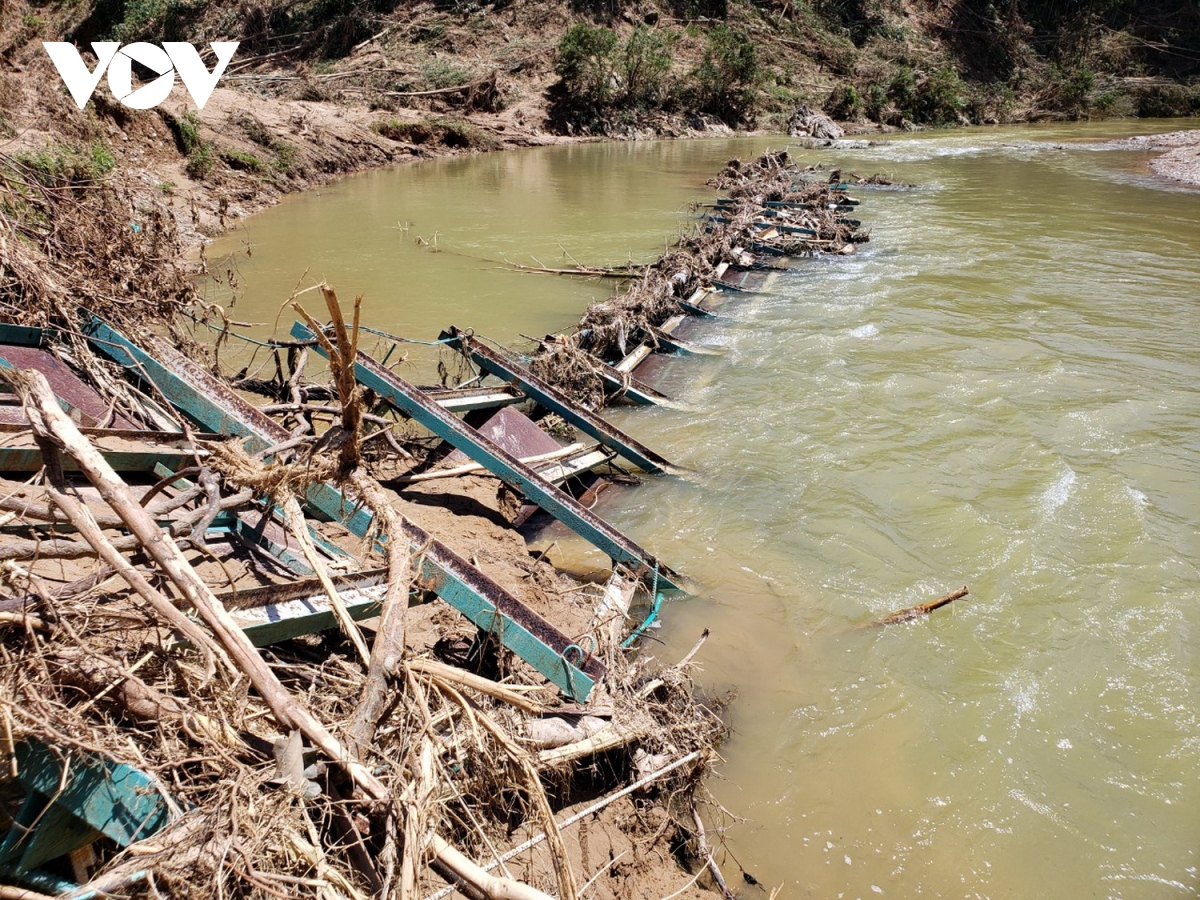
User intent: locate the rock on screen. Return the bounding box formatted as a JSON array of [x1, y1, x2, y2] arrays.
[[787, 104, 844, 140]]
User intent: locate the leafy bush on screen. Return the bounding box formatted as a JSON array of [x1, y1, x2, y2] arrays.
[[858, 65, 971, 126], [1056, 66, 1095, 117], [621, 26, 676, 109], [690, 25, 762, 124], [163, 110, 217, 180], [111, 0, 206, 42], [185, 142, 215, 179], [556, 24, 620, 110], [826, 83, 863, 120], [914, 66, 970, 125]]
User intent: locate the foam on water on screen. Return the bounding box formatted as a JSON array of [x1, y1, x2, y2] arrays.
[[1040, 467, 1077, 516], [848, 322, 880, 338]]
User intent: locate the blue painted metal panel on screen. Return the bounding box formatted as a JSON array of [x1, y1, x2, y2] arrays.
[[0, 741, 174, 874], [294, 322, 680, 593]]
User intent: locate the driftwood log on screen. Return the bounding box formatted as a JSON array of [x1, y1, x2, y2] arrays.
[[863, 586, 970, 628]]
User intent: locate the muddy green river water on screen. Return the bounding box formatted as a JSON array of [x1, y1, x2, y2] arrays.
[[207, 121, 1200, 898]]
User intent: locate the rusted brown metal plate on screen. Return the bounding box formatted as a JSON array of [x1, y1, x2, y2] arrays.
[[0, 345, 136, 429]]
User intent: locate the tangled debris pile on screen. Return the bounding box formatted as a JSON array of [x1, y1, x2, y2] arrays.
[[525, 151, 871, 408], [0, 149, 875, 900], [0, 246, 725, 896]]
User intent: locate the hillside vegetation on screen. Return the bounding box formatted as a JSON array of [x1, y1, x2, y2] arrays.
[[0, 0, 1198, 241]]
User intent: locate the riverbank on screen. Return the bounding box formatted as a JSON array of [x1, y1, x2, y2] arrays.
[[1122, 129, 1200, 185], [4, 0, 1199, 246]]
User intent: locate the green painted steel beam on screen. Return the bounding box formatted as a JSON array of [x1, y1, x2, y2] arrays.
[[0, 741, 175, 875], [440, 328, 676, 475], [87, 316, 600, 699], [294, 322, 680, 593]]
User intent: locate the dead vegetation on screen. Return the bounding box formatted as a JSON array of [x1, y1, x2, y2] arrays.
[[0, 188, 732, 898]]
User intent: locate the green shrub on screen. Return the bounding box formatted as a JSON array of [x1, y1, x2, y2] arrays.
[[556, 23, 620, 110], [621, 26, 676, 109], [888, 66, 917, 116], [111, 0, 204, 42], [1056, 66, 1095, 118], [420, 59, 472, 90], [826, 83, 863, 120], [1091, 89, 1120, 115], [174, 110, 203, 155], [690, 25, 762, 125], [273, 142, 297, 173], [915, 66, 970, 125], [220, 149, 265, 172], [185, 142, 215, 179]]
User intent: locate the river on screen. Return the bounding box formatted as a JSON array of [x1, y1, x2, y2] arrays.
[[206, 120, 1200, 898]]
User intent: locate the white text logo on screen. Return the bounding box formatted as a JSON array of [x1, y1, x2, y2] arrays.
[[43, 41, 238, 110]]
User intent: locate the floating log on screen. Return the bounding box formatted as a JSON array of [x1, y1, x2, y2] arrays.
[[863, 586, 970, 628]]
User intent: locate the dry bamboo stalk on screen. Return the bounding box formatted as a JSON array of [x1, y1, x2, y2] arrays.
[[432, 680, 578, 900], [279, 494, 371, 665], [67, 653, 255, 751], [0, 611, 48, 631], [345, 468, 413, 755], [408, 658, 544, 715], [423, 750, 703, 900], [536, 725, 641, 766], [428, 835, 555, 900], [0, 885, 57, 900], [691, 804, 735, 900], [394, 443, 586, 484], [0, 488, 253, 562]]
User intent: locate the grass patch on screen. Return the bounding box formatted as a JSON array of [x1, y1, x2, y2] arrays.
[[372, 118, 500, 151], [220, 149, 265, 172], [14, 141, 116, 188]]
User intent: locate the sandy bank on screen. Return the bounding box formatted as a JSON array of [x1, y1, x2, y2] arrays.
[[1122, 129, 1200, 186]]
